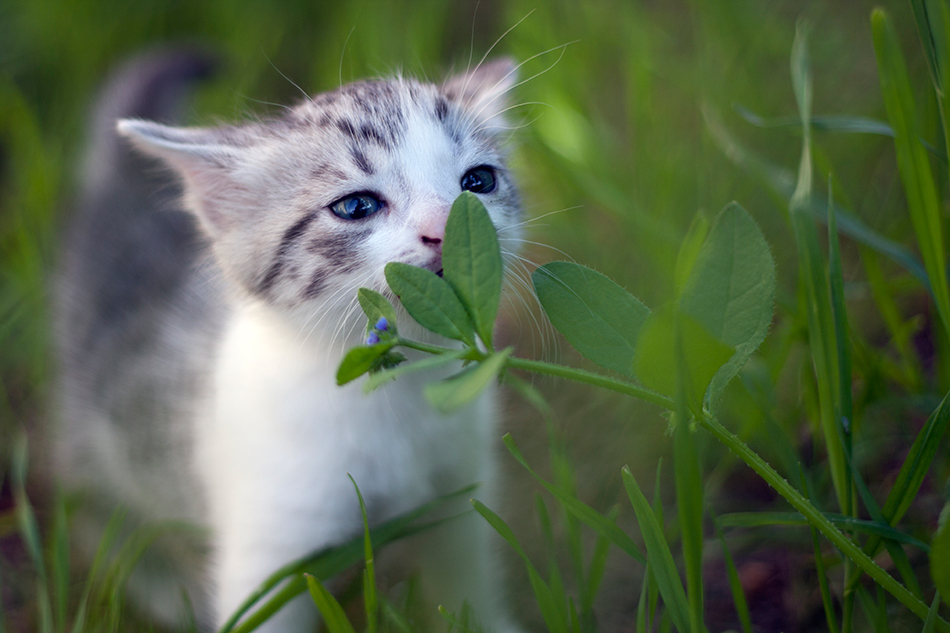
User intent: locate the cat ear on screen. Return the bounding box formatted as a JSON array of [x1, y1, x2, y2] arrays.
[[442, 57, 518, 132], [117, 119, 252, 234]]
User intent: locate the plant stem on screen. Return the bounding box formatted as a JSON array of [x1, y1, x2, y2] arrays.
[[506, 357, 675, 410], [395, 338, 486, 362], [503, 355, 950, 631]]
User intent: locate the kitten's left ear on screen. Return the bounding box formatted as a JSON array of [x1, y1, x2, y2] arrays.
[[117, 119, 253, 235], [442, 57, 518, 132]]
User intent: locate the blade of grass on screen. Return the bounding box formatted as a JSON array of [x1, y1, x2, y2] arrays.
[[622, 467, 690, 633], [69, 510, 128, 633], [535, 495, 569, 627], [437, 605, 481, 633], [348, 476, 377, 633], [837, 421, 924, 600], [860, 248, 924, 389], [50, 493, 70, 633], [472, 499, 568, 633], [873, 8, 950, 338], [305, 574, 357, 633], [802, 468, 840, 633], [788, 19, 849, 513], [503, 434, 644, 562], [703, 106, 930, 288], [855, 585, 891, 633], [582, 506, 616, 614], [715, 512, 930, 550], [548, 433, 584, 590], [219, 484, 477, 633], [673, 416, 703, 633], [862, 386, 950, 562], [635, 564, 650, 633], [11, 433, 52, 633], [700, 415, 949, 630], [910, 0, 950, 190], [712, 516, 752, 633], [924, 593, 942, 633]]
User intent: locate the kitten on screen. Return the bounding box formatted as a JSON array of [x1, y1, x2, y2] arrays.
[[55, 48, 523, 632]]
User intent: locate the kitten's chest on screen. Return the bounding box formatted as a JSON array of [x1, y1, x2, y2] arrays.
[[196, 304, 491, 520]]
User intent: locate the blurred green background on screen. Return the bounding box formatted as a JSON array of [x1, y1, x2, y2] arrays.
[[2, 0, 946, 631]]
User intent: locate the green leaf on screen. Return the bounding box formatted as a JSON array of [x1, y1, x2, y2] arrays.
[[932, 504, 950, 602], [634, 305, 734, 410], [385, 262, 475, 344], [622, 467, 690, 633], [680, 203, 775, 409], [424, 348, 511, 413], [363, 349, 467, 393], [305, 574, 357, 633], [442, 192, 503, 348], [336, 341, 397, 386], [358, 288, 398, 334], [533, 262, 650, 375]]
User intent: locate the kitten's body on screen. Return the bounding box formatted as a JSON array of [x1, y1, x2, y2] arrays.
[[55, 50, 522, 632]]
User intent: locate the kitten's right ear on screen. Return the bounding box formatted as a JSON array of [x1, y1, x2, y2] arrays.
[[117, 119, 251, 234]]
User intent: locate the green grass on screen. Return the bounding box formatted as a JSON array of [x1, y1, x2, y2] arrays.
[[3, 0, 950, 632]]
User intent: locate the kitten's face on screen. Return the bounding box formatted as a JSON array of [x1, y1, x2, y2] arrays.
[[119, 60, 522, 329]]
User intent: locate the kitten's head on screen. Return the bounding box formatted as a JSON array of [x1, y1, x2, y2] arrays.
[[118, 59, 522, 331]]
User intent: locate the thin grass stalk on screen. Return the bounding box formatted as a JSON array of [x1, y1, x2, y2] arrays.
[[802, 468, 841, 633], [872, 8, 950, 340], [712, 516, 752, 633], [673, 414, 704, 633], [787, 20, 850, 512], [827, 181, 858, 632]]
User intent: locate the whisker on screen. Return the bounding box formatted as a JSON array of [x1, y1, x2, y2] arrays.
[[460, 9, 537, 111], [260, 46, 312, 105], [339, 26, 357, 89], [469, 41, 577, 128], [497, 206, 582, 233]]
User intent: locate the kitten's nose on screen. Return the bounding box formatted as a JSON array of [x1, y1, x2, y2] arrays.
[[418, 205, 448, 250]]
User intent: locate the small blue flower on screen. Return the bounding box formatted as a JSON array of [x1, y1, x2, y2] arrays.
[[375, 317, 389, 332], [366, 332, 380, 346]]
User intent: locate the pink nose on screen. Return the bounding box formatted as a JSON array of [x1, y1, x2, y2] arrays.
[[418, 206, 448, 249]]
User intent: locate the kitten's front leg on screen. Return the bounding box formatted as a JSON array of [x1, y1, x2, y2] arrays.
[[211, 476, 360, 633]]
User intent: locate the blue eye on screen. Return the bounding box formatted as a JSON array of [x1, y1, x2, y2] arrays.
[[330, 193, 384, 220], [461, 166, 497, 194]]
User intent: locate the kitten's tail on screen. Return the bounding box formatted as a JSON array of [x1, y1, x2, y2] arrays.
[[81, 47, 217, 195], [59, 48, 218, 367]]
